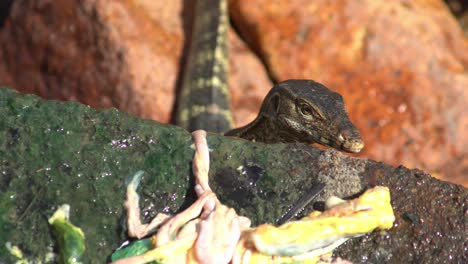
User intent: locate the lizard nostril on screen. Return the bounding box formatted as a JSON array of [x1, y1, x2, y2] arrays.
[[338, 134, 345, 142], [339, 128, 362, 141]]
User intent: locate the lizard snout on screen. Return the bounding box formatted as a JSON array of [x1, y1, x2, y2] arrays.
[[337, 130, 364, 153]]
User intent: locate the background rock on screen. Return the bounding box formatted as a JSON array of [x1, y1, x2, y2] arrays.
[[0, 0, 465, 186], [0, 0, 271, 127]]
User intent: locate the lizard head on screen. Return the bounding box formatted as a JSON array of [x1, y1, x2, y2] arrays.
[[261, 79, 364, 153]]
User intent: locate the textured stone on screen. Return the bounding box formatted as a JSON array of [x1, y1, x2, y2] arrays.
[[0, 88, 466, 263], [229, 0, 468, 186]]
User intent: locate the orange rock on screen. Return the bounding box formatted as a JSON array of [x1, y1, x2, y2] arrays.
[[0, 0, 272, 127], [229, 30, 273, 127], [230, 0, 468, 186], [0, 0, 186, 122]]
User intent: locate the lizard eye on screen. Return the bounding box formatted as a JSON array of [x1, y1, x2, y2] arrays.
[[298, 103, 325, 120], [299, 104, 313, 116]]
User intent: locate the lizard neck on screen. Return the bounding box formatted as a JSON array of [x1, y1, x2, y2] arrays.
[[225, 114, 268, 142], [225, 83, 298, 143], [225, 113, 292, 144]]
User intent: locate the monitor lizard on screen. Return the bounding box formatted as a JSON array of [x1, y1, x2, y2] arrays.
[[175, 0, 364, 154]]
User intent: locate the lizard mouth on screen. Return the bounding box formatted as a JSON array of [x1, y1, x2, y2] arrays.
[[342, 141, 364, 153], [314, 132, 364, 153], [337, 133, 365, 153]]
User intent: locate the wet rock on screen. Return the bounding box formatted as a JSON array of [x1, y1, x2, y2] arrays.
[[229, 0, 468, 187], [0, 88, 465, 263]]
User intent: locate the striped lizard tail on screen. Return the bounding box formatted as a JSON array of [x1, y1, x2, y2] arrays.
[[175, 0, 234, 133]]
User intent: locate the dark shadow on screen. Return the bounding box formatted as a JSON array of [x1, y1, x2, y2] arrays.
[[228, 2, 278, 84], [0, 0, 14, 28], [445, 0, 468, 17], [169, 0, 196, 125]]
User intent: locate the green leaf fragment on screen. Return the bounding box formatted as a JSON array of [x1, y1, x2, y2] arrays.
[[48, 204, 85, 264], [111, 238, 153, 261]]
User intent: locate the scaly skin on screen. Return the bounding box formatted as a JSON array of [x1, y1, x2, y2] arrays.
[[176, 1, 364, 153], [175, 0, 233, 133], [225, 80, 364, 153]]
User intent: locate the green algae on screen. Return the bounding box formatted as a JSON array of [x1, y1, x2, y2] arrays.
[[1, 88, 466, 263], [0, 88, 334, 262], [0, 89, 326, 262], [0, 88, 193, 262]]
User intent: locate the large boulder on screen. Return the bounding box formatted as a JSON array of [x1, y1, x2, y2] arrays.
[[0, 88, 465, 263]]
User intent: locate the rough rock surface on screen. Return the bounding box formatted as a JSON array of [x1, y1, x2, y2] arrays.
[[0, 89, 466, 263], [229, 0, 468, 187], [0, 0, 465, 186]]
